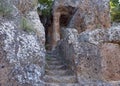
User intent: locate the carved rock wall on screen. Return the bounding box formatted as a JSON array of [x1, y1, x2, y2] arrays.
[[0, 0, 45, 86], [68, 0, 111, 33], [52, 0, 111, 49], [57, 26, 120, 85]]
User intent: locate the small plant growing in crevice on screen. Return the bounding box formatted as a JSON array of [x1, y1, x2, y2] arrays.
[[20, 17, 34, 33], [96, 24, 101, 28], [0, 0, 12, 17]]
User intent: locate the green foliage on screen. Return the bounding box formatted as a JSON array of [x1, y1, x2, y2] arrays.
[[20, 17, 34, 33], [38, 0, 53, 16], [110, 0, 120, 22], [110, 0, 119, 7], [0, 0, 12, 17]]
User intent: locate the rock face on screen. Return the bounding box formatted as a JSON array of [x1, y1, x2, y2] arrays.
[[0, 0, 45, 86], [51, 0, 120, 85], [77, 26, 120, 82], [57, 28, 102, 84], [77, 26, 120, 83], [57, 26, 120, 85], [51, 0, 111, 49], [78, 26, 120, 44], [51, 0, 81, 49], [101, 43, 120, 81], [68, 0, 111, 33]]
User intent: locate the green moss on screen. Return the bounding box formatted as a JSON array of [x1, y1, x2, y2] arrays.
[[20, 17, 34, 33]]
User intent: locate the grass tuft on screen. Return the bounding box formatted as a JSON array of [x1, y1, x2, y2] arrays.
[[20, 17, 34, 33]]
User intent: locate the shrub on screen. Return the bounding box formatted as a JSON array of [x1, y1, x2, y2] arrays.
[[111, 8, 120, 22], [38, 0, 53, 16], [110, 0, 120, 22]]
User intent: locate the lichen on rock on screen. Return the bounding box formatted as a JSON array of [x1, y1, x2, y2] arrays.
[[0, 0, 45, 86]]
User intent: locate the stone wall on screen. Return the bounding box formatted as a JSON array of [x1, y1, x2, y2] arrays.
[[57, 28, 78, 73], [57, 26, 120, 85], [51, 0, 111, 49], [68, 0, 111, 33], [0, 0, 45, 86], [51, 0, 81, 49], [53, 0, 120, 85]]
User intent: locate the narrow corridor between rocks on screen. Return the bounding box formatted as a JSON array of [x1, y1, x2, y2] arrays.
[[43, 51, 79, 86]]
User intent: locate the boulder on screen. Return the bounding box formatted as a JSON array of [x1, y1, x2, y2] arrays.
[[78, 26, 120, 44], [57, 28, 102, 82], [57, 26, 120, 85], [53, 0, 120, 85], [51, 0, 81, 49], [68, 0, 111, 33], [52, 0, 80, 11], [0, 0, 45, 86], [51, 0, 111, 49], [101, 43, 120, 81]]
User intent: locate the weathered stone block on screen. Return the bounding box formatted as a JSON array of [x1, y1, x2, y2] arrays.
[[57, 26, 120, 85], [0, 0, 46, 85], [68, 0, 111, 33], [52, 0, 111, 49], [101, 43, 120, 81], [76, 42, 102, 81]]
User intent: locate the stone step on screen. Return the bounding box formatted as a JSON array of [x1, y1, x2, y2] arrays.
[[45, 83, 79, 86], [47, 60, 62, 65], [45, 69, 73, 76], [50, 55, 58, 57], [46, 65, 66, 70], [44, 75, 77, 83], [46, 57, 58, 61]]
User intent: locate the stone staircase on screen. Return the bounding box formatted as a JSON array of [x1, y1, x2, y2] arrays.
[[44, 53, 79, 86]]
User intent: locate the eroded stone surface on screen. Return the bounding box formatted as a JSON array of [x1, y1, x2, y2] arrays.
[[78, 26, 120, 45], [56, 26, 120, 85], [68, 0, 111, 33], [51, 0, 80, 49], [53, 0, 80, 11], [51, 0, 111, 49], [101, 43, 120, 81], [57, 28, 102, 81], [0, 19, 45, 86], [0, 0, 45, 86]]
